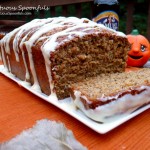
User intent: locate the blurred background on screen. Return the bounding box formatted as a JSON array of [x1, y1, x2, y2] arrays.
[[0, 0, 150, 40]]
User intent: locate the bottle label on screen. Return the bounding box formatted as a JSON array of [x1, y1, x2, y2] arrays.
[[93, 10, 119, 30]]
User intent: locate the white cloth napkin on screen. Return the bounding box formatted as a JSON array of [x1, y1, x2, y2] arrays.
[[0, 119, 87, 150]]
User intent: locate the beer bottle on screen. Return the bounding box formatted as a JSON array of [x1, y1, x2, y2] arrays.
[[92, 0, 119, 31]]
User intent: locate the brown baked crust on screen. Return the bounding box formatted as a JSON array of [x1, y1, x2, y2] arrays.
[[0, 33, 5, 40], [71, 86, 147, 109], [0, 33, 5, 63]]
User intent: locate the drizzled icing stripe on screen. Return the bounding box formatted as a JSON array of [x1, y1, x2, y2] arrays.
[[2, 27, 21, 61], [20, 17, 70, 49], [42, 23, 99, 53], [20, 16, 83, 47], [73, 86, 150, 122], [12, 18, 55, 62], [2, 19, 40, 55], [22, 17, 93, 49], [0, 48, 2, 61], [19, 17, 68, 49], [0, 41, 7, 70], [0, 19, 40, 72]]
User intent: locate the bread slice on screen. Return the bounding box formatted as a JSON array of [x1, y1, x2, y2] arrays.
[[70, 68, 150, 122]]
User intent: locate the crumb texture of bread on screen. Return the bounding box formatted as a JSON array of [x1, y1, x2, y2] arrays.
[[71, 68, 150, 100], [70, 68, 150, 122]]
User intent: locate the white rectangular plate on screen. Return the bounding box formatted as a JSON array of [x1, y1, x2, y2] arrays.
[[0, 65, 149, 134]]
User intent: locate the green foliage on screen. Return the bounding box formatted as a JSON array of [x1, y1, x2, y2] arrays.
[[54, 6, 63, 16], [81, 3, 91, 18], [67, 5, 76, 16], [137, 0, 145, 3], [116, 0, 148, 35], [133, 13, 147, 35]]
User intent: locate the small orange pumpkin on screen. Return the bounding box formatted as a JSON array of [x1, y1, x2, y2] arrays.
[[126, 30, 150, 67]]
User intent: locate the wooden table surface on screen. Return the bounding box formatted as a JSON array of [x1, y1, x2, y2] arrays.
[[0, 64, 150, 150]]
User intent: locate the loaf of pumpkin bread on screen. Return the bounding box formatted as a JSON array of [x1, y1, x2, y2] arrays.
[[0, 17, 130, 100]]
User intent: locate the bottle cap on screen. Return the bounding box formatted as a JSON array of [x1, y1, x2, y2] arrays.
[[131, 29, 139, 35], [94, 0, 118, 5]]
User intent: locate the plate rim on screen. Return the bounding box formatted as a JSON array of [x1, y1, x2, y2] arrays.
[[0, 65, 149, 134]]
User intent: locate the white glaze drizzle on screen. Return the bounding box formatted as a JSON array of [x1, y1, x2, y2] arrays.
[[3, 27, 21, 54], [0, 50, 2, 61], [21, 16, 91, 49], [73, 86, 150, 122], [42, 23, 98, 53], [19, 17, 66, 49], [0, 41, 7, 70], [13, 18, 54, 62], [0, 19, 41, 69], [22, 50, 30, 80]]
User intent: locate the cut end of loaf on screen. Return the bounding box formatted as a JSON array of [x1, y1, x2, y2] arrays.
[[50, 32, 129, 99], [71, 68, 150, 102]]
